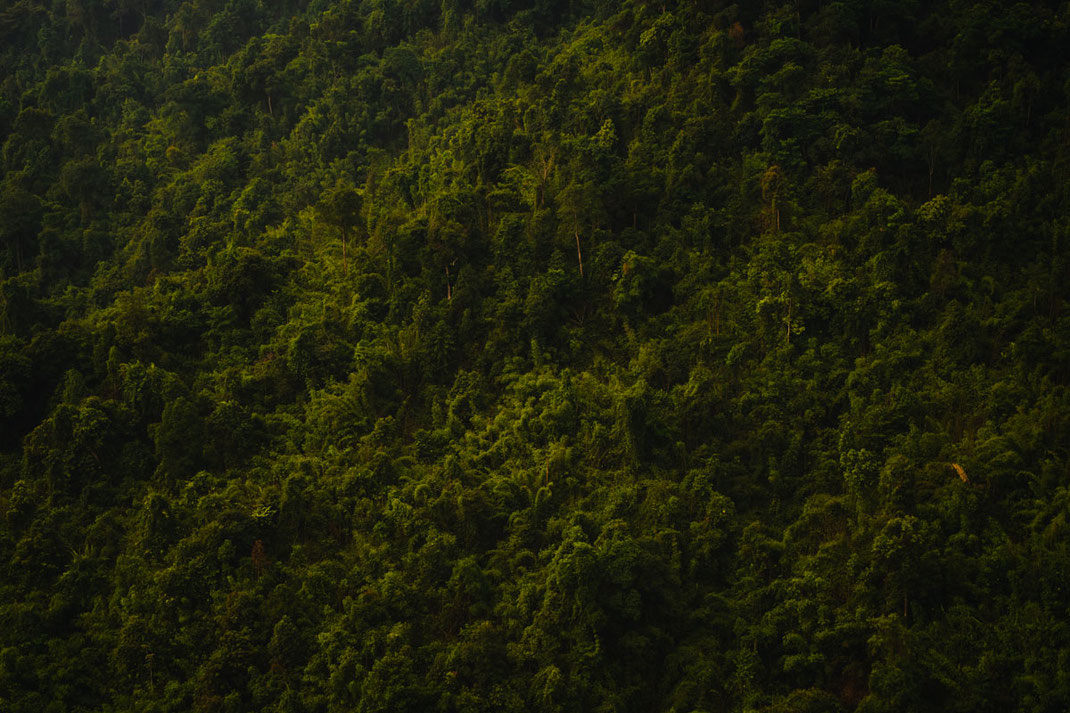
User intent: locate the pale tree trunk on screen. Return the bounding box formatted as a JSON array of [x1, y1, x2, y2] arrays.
[[341, 226, 348, 275], [574, 229, 584, 278]]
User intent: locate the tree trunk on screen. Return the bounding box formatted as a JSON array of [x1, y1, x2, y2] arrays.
[[341, 226, 348, 275], [574, 229, 584, 278], [785, 297, 791, 344]]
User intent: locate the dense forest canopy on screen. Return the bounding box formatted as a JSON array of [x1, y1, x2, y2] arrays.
[[1, 0, 1070, 711]]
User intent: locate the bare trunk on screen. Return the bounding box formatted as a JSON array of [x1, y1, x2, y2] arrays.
[[574, 229, 584, 278], [341, 226, 348, 275], [785, 298, 791, 344]]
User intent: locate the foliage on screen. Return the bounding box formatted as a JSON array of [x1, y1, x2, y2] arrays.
[[2, 1, 1070, 711]]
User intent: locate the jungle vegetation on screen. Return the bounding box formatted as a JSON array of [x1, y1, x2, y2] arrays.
[[1, 1, 1070, 712]]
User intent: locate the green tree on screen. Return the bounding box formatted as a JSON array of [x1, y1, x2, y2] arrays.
[[316, 178, 364, 275]]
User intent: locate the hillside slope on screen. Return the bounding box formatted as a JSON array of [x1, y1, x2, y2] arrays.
[[2, 2, 1070, 712]]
